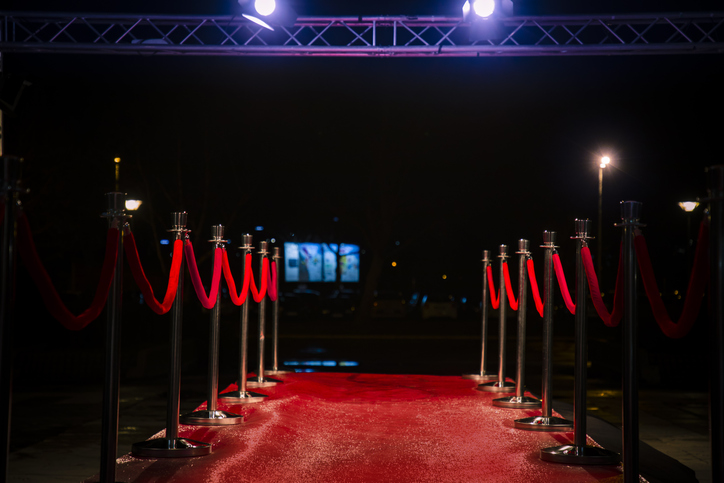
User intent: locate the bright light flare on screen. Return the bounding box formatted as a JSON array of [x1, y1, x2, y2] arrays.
[[678, 201, 699, 212], [255, 0, 276, 16], [125, 199, 142, 211], [473, 0, 496, 18]]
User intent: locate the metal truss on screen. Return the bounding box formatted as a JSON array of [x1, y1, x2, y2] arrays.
[[1, 11, 723, 57]]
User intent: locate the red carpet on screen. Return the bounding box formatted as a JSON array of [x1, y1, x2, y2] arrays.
[[93, 373, 627, 482]]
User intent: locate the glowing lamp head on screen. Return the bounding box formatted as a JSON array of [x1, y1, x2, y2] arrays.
[[125, 199, 142, 211], [255, 0, 276, 16], [473, 0, 496, 18], [601, 156, 611, 165], [678, 201, 699, 212]]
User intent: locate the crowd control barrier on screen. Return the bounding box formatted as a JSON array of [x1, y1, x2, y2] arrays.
[[2, 156, 721, 483]]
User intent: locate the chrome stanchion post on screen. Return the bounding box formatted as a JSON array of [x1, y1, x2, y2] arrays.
[[619, 201, 642, 482], [132, 212, 212, 458], [494, 240, 541, 408], [247, 241, 281, 387], [267, 246, 291, 376], [478, 245, 515, 393], [0, 156, 22, 482], [709, 166, 724, 483], [540, 219, 618, 464], [99, 192, 127, 483], [220, 234, 267, 403], [180, 225, 242, 426], [463, 250, 497, 381], [516, 231, 573, 431]]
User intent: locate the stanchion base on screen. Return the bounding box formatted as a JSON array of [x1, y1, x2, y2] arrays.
[[540, 444, 620, 465], [131, 437, 212, 458], [492, 395, 542, 409], [179, 409, 244, 426], [265, 369, 293, 375], [219, 389, 268, 403], [246, 376, 283, 388], [514, 415, 573, 432], [461, 372, 498, 382], [476, 380, 516, 393]]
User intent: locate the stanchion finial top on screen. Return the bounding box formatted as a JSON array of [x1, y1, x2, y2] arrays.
[[574, 218, 591, 238], [240, 233, 254, 251], [620, 200, 642, 221], [258, 240, 269, 256], [543, 230, 557, 246], [171, 211, 187, 229], [482, 249, 490, 263], [272, 246, 282, 259], [517, 239, 530, 253]]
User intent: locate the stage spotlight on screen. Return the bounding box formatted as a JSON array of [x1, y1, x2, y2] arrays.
[[238, 0, 297, 31], [463, 0, 514, 41]]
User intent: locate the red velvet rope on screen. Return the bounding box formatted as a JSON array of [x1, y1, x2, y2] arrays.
[[486, 265, 500, 309], [184, 240, 223, 310], [526, 258, 544, 318], [634, 220, 709, 339], [581, 246, 623, 327], [552, 253, 576, 315], [16, 212, 119, 331], [268, 260, 278, 302], [249, 257, 269, 303], [502, 262, 518, 311], [222, 251, 251, 306], [124, 230, 182, 315]]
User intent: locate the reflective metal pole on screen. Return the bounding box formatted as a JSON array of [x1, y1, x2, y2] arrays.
[[708, 165, 724, 483], [463, 250, 497, 381], [620, 201, 641, 482], [478, 245, 515, 393], [220, 234, 268, 403], [267, 246, 291, 376], [0, 156, 22, 482], [99, 192, 127, 483], [541, 219, 618, 464], [494, 240, 541, 408], [132, 212, 212, 458], [516, 231, 573, 431], [180, 225, 242, 426], [247, 241, 281, 388]]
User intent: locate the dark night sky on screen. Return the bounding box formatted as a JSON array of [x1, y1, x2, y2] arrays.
[[3, 0, 723, 295]]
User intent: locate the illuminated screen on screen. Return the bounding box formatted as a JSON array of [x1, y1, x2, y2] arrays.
[[284, 242, 360, 283]]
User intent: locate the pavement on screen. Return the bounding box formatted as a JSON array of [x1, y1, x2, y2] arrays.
[[5, 315, 716, 483]]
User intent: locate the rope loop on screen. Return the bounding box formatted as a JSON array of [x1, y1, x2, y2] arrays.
[[486, 264, 500, 309], [17, 211, 119, 330], [184, 240, 223, 310]]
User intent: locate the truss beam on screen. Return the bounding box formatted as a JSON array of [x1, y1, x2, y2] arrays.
[[1, 11, 724, 57]]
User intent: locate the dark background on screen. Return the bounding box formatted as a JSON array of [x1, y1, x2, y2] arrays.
[[1, 0, 721, 393]]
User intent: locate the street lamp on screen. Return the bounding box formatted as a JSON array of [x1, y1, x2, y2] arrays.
[[597, 156, 610, 278], [678, 200, 699, 250]]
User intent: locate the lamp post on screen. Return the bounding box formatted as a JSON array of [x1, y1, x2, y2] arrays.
[[678, 201, 699, 269], [597, 156, 610, 278]]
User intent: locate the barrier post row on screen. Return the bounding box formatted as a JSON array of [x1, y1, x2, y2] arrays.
[[708, 165, 724, 483], [620, 201, 643, 482], [267, 246, 290, 375], [478, 245, 515, 393], [180, 225, 242, 426], [99, 192, 127, 483], [248, 241, 281, 388], [494, 240, 541, 408], [0, 156, 22, 483], [220, 234, 268, 402], [132, 212, 211, 458], [540, 219, 618, 464], [463, 250, 497, 381], [515, 231, 573, 431]]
